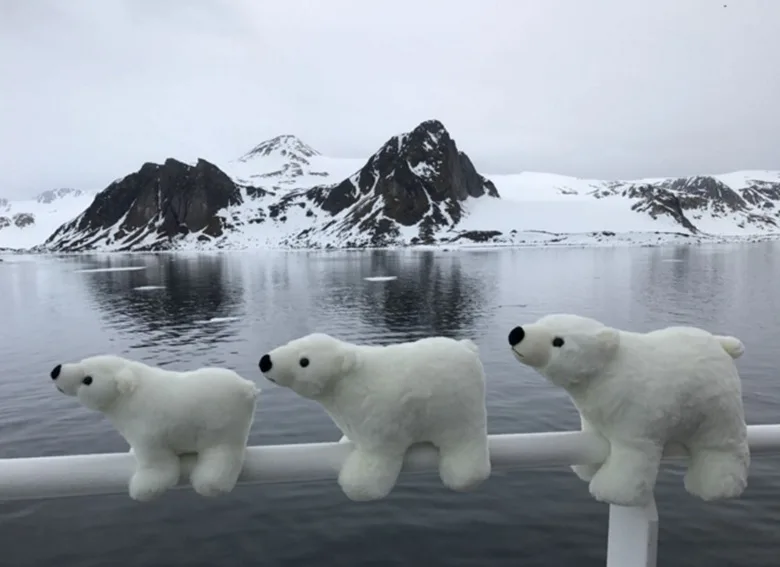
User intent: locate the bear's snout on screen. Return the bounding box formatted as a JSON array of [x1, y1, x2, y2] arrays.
[[508, 326, 525, 347], [50, 364, 62, 380], [259, 354, 272, 373]]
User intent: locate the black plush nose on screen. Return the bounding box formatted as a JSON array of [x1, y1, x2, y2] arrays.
[[50, 364, 62, 380], [259, 354, 272, 373], [508, 326, 525, 347]]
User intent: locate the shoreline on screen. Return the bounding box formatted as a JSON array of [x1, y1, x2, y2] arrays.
[[2, 230, 780, 257]]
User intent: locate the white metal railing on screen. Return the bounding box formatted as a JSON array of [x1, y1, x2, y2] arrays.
[[2, 425, 780, 567]]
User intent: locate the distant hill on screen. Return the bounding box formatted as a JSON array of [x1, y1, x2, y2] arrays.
[[2, 119, 778, 252]]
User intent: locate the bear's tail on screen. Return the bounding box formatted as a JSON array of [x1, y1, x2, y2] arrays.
[[459, 339, 480, 354], [715, 335, 745, 359], [243, 380, 262, 401]]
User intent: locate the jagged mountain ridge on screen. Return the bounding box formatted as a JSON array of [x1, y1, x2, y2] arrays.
[[13, 119, 780, 252], [238, 134, 320, 161], [43, 120, 502, 251]]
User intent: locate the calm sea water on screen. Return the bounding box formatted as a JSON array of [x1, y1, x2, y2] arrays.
[[1, 245, 779, 567]]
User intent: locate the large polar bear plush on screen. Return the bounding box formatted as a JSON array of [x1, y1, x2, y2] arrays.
[[258, 333, 491, 501], [507, 313, 750, 507], [50, 354, 260, 502]]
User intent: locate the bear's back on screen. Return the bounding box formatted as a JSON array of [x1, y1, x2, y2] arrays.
[[355, 336, 485, 394], [610, 325, 740, 395], [136, 365, 258, 410]]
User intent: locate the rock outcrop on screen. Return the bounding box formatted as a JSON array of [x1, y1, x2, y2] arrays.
[[45, 158, 242, 251], [36, 188, 84, 204], [0, 213, 35, 230], [12, 212, 34, 228]]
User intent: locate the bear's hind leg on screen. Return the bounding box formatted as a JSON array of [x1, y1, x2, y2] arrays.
[[338, 445, 404, 502], [128, 445, 181, 502], [189, 444, 247, 498], [437, 437, 491, 492], [684, 445, 749, 501], [588, 438, 663, 507]]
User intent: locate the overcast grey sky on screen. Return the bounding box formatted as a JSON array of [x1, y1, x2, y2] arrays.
[[1, 0, 778, 198]]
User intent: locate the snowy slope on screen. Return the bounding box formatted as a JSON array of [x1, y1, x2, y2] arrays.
[[0, 189, 97, 249], [6, 120, 780, 252], [459, 170, 780, 237]]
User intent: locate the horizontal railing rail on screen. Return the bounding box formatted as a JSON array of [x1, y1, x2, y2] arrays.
[[2, 424, 780, 567], [2, 425, 779, 501]]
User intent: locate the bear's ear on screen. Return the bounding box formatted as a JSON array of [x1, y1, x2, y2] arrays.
[[594, 327, 620, 359], [115, 367, 139, 396]]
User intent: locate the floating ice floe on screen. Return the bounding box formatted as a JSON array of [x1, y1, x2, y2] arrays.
[[198, 316, 242, 324], [74, 266, 147, 273]]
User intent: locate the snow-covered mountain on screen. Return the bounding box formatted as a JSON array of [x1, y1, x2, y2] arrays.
[[0, 188, 96, 249], [4, 119, 780, 252], [228, 134, 364, 191]]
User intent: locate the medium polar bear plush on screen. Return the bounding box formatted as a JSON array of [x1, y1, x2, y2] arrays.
[[507, 313, 750, 507], [50, 354, 260, 502], [258, 333, 491, 501]]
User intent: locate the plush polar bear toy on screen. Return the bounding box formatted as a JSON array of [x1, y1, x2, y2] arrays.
[[507, 313, 750, 507], [50, 354, 260, 502], [258, 333, 491, 501]]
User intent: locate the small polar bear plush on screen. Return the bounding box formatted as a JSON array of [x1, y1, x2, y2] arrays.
[[258, 333, 491, 501], [507, 313, 750, 507], [50, 354, 260, 502]]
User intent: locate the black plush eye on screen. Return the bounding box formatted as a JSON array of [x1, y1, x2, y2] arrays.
[[82, 376, 93, 385], [299, 357, 310, 368], [552, 337, 565, 348]]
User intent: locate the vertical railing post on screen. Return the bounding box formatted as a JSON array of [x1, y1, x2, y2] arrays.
[[605, 498, 658, 567]]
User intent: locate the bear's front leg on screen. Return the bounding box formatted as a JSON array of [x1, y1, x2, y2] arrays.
[[571, 415, 606, 482], [587, 438, 663, 507], [338, 445, 405, 502], [128, 444, 181, 502], [189, 444, 247, 498]]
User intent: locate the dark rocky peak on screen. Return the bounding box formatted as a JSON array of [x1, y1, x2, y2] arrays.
[[238, 135, 320, 164], [740, 179, 780, 209], [0, 198, 8, 212], [309, 119, 499, 229], [46, 157, 242, 250], [659, 175, 747, 212], [36, 187, 84, 204]]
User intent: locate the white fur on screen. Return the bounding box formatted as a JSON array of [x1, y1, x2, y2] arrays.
[[52, 354, 260, 502], [259, 333, 491, 501], [508, 313, 750, 507]]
